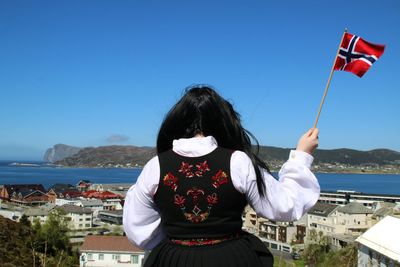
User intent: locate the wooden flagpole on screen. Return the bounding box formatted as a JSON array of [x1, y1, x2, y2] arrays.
[[313, 28, 348, 128]]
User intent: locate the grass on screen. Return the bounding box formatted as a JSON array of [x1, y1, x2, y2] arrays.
[[273, 256, 306, 267]]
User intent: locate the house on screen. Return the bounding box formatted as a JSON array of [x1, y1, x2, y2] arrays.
[[79, 235, 145, 267], [82, 190, 122, 200], [0, 184, 49, 206], [307, 202, 339, 236], [102, 198, 123, 211], [24, 203, 56, 224], [98, 210, 123, 225], [307, 201, 374, 249], [76, 180, 92, 192], [372, 201, 400, 223], [89, 183, 133, 198], [58, 204, 93, 230], [78, 199, 104, 218], [242, 206, 307, 253], [0, 201, 24, 221], [335, 202, 373, 236], [47, 183, 82, 202], [55, 198, 81, 207], [356, 215, 400, 266]]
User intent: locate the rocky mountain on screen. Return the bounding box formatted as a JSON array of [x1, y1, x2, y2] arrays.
[[43, 144, 82, 162], [55, 145, 156, 167]]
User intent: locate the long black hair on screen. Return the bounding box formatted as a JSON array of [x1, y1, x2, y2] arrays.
[[157, 85, 271, 197]]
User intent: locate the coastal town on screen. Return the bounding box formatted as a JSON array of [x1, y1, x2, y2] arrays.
[[0, 181, 399, 266]]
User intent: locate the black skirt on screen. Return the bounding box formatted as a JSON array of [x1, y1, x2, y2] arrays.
[[144, 232, 273, 267]]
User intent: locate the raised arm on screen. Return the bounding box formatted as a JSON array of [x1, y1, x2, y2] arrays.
[[231, 128, 320, 221]]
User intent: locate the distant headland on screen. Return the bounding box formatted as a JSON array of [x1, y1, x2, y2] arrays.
[[43, 144, 400, 174]]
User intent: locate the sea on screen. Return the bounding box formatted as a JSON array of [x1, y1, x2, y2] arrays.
[[0, 160, 399, 195]]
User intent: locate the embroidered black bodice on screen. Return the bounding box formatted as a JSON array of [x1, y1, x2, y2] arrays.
[[154, 147, 247, 239]]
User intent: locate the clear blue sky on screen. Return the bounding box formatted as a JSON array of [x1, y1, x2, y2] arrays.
[[1, 0, 399, 160]]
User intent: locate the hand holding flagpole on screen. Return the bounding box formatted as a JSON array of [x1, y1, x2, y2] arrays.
[[313, 28, 348, 128]]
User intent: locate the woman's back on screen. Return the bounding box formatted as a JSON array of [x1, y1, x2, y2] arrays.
[[154, 146, 247, 238]]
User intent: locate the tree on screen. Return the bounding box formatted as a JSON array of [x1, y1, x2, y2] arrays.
[[302, 230, 330, 266], [19, 214, 31, 227], [320, 244, 358, 267], [0, 216, 37, 266], [303, 230, 359, 267], [33, 209, 77, 266]]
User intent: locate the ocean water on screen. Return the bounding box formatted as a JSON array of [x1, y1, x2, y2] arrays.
[[0, 161, 399, 195], [0, 161, 140, 189]]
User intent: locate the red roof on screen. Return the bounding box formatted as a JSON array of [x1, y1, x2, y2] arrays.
[[80, 235, 143, 253], [82, 190, 121, 200]]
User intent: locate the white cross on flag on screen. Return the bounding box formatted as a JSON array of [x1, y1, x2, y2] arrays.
[[334, 33, 385, 77]]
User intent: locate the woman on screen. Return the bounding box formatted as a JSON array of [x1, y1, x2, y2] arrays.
[[123, 85, 320, 266]]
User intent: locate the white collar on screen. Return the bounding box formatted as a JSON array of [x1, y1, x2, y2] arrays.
[[172, 136, 218, 157]]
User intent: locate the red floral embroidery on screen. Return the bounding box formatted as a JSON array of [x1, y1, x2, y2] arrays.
[[195, 160, 210, 177], [163, 172, 178, 192], [211, 170, 228, 188], [164, 161, 230, 224], [178, 162, 194, 178], [174, 194, 186, 207], [206, 193, 218, 206]]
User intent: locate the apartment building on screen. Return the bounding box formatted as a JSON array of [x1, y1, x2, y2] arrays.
[[58, 204, 93, 230]]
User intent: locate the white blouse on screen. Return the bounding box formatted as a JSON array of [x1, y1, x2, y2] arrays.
[[123, 136, 320, 250]]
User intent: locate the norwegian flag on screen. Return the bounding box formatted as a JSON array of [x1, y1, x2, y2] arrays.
[[334, 32, 385, 77]]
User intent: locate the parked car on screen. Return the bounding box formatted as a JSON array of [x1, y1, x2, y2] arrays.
[[291, 252, 300, 260]]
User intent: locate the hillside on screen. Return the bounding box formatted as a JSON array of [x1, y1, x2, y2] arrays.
[[0, 216, 35, 266], [53, 144, 400, 173], [258, 146, 400, 165]]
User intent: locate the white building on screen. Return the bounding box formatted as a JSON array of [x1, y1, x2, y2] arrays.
[[357, 216, 400, 267], [55, 198, 81, 206], [102, 198, 123, 211], [79, 235, 145, 267], [307, 202, 338, 237], [308, 201, 373, 249], [335, 202, 373, 236], [77, 199, 104, 218], [58, 204, 93, 230], [0, 201, 23, 221]]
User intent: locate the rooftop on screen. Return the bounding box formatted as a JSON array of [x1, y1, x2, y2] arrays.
[[99, 210, 123, 216], [59, 204, 92, 214], [79, 199, 103, 207], [373, 206, 397, 218], [90, 183, 133, 191], [80, 235, 143, 253], [308, 202, 338, 217], [356, 216, 400, 262], [24, 203, 56, 216], [338, 202, 373, 214], [48, 183, 75, 192], [4, 184, 45, 195]]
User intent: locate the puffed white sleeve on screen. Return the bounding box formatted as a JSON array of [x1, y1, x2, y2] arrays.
[[123, 156, 166, 250], [231, 150, 320, 221]]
